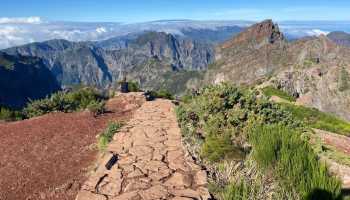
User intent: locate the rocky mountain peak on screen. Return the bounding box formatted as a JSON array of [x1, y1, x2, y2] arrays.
[[221, 19, 285, 49]]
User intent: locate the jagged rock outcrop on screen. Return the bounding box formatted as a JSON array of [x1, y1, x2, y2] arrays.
[[206, 19, 288, 85], [0, 52, 60, 108]]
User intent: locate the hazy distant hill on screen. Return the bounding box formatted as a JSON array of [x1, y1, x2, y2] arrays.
[[328, 31, 350, 47]]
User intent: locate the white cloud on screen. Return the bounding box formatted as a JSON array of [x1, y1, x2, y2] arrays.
[[0, 26, 28, 48], [96, 27, 107, 34], [306, 29, 330, 36], [0, 17, 42, 24], [0, 19, 348, 49]]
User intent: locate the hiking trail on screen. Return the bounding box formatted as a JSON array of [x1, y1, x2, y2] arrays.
[[76, 95, 210, 200]]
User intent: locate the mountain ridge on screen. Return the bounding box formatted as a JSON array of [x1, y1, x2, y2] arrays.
[[3, 31, 214, 92]]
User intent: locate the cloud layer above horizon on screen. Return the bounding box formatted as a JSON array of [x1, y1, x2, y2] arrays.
[[1, 17, 350, 49]]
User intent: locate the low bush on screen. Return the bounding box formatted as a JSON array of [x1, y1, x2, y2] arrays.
[[98, 122, 122, 150], [87, 101, 106, 116], [262, 86, 296, 102], [0, 106, 24, 121], [149, 89, 174, 100], [24, 87, 106, 118], [128, 81, 140, 92]]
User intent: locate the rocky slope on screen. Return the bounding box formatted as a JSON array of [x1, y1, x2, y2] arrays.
[[205, 20, 350, 121], [271, 36, 350, 121], [4, 32, 214, 92], [205, 19, 287, 85], [0, 52, 60, 108]]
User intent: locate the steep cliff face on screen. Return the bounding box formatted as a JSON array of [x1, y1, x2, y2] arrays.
[[0, 53, 60, 108], [4, 32, 214, 92]]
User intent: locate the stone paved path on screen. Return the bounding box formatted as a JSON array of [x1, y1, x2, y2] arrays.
[[76, 99, 210, 200]]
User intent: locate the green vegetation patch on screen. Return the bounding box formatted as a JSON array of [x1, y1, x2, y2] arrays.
[[0, 106, 24, 121], [220, 179, 259, 200], [176, 83, 343, 199], [281, 103, 350, 136], [24, 87, 107, 118], [128, 81, 140, 92], [250, 124, 342, 200], [98, 122, 122, 151], [262, 86, 296, 102], [149, 89, 174, 100]]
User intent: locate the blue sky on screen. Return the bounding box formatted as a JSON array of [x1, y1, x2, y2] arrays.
[[1, 0, 350, 22]]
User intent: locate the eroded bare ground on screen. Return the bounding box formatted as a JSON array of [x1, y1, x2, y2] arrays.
[[0, 93, 144, 200], [76, 99, 210, 200], [313, 129, 350, 189]]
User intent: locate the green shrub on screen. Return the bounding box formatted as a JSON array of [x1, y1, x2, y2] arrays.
[[249, 124, 342, 200], [180, 94, 193, 103], [156, 89, 174, 100], [0, 106, 23, 121], [87, 101, 105, 116], [201, 133, 244, 162], [24, 87, 106, 118], [98, 122, 122, 150], [281, 103, 350, 136], [262, 86, 296, 102], [128, 81, 140, 92], [149, 89, 174, 100]]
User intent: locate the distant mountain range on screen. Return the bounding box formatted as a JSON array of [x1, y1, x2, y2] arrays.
[[1, 20, 350, 121], [3, 31, 215, 92]]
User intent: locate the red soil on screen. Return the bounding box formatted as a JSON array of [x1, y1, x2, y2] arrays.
[[0, 94, 143, 200]]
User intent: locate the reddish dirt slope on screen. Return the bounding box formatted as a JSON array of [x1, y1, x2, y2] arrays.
[[0, 93, 144, 200]]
